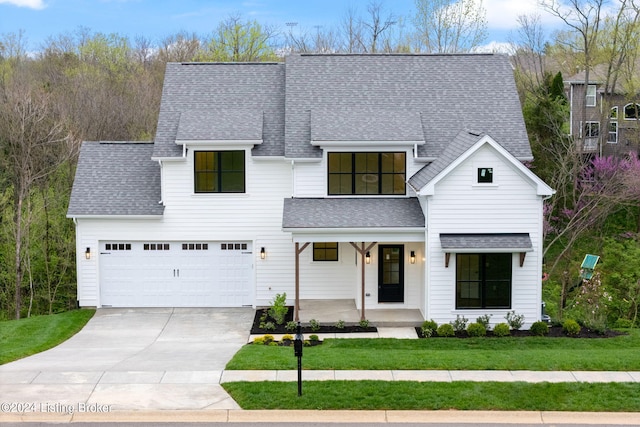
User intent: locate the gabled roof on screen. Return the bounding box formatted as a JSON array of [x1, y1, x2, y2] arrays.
[[284, 53, 531, 160], [67, 142, 164, 217], [153, 62, 285, 158], [409, 131, 554, 197]]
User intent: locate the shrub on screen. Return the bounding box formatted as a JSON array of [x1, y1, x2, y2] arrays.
[[262, 334, 275, 344], [309, 334, 319, 341], [268, 341, 278, 346], [450, 315, 468, 333], [253, 336, 265, 345], [436, 323, 455, 337], [262, 321, 276, 331], [563, 319, 581, 336], [476, 314, 492, 331], [359, 318, 370, 328], [530, 321, 549, 336], [614, 318, 634, 329], [505, 311, 525, 330], [493, 322, 511, 337], [309, 319, 321, 332], [421, 319, 438, 337], [335, 319, 345, 329], [268, 293, 288, 325], [282, 334, 293, 341], [285, 321, 297, 332], [467, 322, 487, 337], [303, 340, 311, 347]]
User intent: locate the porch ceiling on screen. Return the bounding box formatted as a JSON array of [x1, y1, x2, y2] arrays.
[[282, 197, 425, 243]]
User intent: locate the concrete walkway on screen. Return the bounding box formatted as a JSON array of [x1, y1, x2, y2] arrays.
[[2, 314, 640, 424]]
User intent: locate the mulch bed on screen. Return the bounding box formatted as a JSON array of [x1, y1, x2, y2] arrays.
[[414, 325, 626, 338], [250, 306, 377, 335]]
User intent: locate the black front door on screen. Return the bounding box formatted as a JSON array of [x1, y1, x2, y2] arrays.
[[378, 245, 404, 303]]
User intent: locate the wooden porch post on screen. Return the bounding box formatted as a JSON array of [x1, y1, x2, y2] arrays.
[[294, 242, 310, 322], [349, 241, 377, 321]]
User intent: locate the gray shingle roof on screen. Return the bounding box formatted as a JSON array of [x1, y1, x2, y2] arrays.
[[284, 53, 531, 160], [67, 142, 164, 217], [408, 130, 483, 190], [153, 62, 285, 158], [176, 109, 263, 141], [439, 233, 532, 250], [282, 198, 425, 229]]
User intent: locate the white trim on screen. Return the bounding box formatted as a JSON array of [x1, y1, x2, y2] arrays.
[[66, 215, 163, 219], [418, 135, 555, 197], [311, 140, 424, 147], [177, 139, 263, 146], [284, 227, 425, 243]]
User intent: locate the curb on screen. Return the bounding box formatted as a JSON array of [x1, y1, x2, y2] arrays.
[[3, 409, 640, 424]]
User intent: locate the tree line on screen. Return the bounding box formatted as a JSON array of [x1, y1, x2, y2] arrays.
[[1, 0, 639, 328]]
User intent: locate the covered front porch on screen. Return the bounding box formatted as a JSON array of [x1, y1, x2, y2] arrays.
[[282, 197, 427, 325]]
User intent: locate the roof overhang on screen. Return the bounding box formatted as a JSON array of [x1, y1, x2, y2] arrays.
[[282, 197, 425, 243], [440, 233, 533, 267], [311, 140, 424, 147], [284, 227, 425, 243]]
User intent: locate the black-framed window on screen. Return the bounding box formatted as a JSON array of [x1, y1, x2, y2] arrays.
[[313, 242, 338, 261], [194, 151, 245, 193], [456, 253, 511, 309], [328, 152, 405, 195], [477, 167, 493, 183]]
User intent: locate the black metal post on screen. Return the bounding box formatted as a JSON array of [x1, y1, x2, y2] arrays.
[[294, 321, 303, 396]]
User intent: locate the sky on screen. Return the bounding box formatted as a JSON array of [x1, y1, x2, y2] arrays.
[[0, 0, 565, 52]]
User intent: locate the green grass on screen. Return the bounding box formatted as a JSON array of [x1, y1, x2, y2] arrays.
[[227, 330, 640, 371], [0, 309, 95, 364], [223, 381, 640, 411]]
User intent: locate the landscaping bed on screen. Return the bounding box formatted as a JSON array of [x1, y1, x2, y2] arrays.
[[250, 306, 377, 335], [414, 325, 625, 338]]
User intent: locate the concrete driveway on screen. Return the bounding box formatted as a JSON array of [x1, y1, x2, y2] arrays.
[[0, 308, 254, 413]]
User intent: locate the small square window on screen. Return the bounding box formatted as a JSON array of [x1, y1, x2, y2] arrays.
[[313, 242, 339, 261], [477, 167, 493, 183]]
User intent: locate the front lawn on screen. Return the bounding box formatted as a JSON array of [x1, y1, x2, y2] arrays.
[[226, 329, 640, 371], [0, 309, 95, 364], [223, 381, 640, 411]]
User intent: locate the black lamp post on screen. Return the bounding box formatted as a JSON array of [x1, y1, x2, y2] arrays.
[[294, 321, 303, 396]]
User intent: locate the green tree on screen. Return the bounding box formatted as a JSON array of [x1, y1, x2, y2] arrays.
[[201, 14, 278, 62]]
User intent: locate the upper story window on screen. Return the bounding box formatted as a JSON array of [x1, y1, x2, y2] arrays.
[[586, 85, 597, 107], [328, 152, 406, 195], [477, 167, 493, 183], [624, 103, 640, 120], [194, 151, 245, 193], [610, 106, 618, 119]]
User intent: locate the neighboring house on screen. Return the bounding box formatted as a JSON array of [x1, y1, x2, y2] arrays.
[[565, 67, 640, 156], [67, 53, 554, 328]]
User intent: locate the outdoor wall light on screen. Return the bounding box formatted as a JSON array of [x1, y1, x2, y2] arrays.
[[365, 251, 371, 264], [85, 247, 91, 260], [260, 247, 266, 260], [410, 251, 416, 264]]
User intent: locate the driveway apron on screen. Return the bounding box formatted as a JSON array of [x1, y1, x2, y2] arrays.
[[0, 308, 254, 412]]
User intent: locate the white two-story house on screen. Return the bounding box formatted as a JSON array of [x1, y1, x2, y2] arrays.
[[67, 54, 554, 328]]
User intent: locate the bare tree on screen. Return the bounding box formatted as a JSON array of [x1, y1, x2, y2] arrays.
[[157, 31, 202, 63], [413, 0, 488, 53], [0, 72, 72, 319], [359, 1, 397, 53]]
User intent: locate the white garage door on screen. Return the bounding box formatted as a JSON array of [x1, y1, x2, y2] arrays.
[[99, 241, 253, 307]]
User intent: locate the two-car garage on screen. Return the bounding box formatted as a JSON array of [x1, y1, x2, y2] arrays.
[[98, 241, 253, 307]]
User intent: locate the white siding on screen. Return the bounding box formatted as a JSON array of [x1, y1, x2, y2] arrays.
[[425, 144, 544, 328], [76, 146, 294, 307], [292, 148, 424, 197]]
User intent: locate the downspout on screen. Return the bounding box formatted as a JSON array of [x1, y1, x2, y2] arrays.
[[157, 160, 164, 205], [291, 160, 295, 198]]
